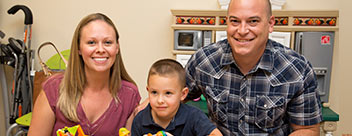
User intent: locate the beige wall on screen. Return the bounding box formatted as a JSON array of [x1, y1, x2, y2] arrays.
[[0, 0, 351, 135], [332, 0, 352, 135]]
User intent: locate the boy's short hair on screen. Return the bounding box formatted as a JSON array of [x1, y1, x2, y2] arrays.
[[147, 58, 186, 88]]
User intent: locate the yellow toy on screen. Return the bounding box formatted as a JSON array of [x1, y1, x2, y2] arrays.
[[119, 127, 130, 136], [57, 126, 130, 136], [56, 125, 86, 136]]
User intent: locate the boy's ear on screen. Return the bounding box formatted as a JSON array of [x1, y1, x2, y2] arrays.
[[180, 87, 189, 101]]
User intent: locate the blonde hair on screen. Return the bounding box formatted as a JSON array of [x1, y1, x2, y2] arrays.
[[57, 13, 136, 122]]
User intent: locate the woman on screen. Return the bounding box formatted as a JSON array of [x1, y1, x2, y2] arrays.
[[28, 13, 141, 136]]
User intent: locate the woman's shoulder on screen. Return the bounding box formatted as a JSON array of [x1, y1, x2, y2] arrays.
[[119, 80, 140, 99], [118, 80, 141, 106], [120, 80, 138, 92], [42, 73, 64, 90], [41, 73, 64, 107]]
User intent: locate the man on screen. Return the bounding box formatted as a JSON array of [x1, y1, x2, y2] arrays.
[[185, 0, 322, 135]]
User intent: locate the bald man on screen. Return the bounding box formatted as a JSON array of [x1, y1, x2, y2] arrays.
[[185, 0, 322, 135]]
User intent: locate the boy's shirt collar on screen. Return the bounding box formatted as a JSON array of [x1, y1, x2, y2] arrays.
[[141, 103, 187, 130]]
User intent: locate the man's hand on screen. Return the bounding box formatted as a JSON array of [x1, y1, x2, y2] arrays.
[[125, 98, 149, 131], [289, 123, 320, 136], [135, 98, 149, 113]]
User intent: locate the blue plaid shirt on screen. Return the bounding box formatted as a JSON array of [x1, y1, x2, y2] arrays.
[[185, 39, 322, 135]]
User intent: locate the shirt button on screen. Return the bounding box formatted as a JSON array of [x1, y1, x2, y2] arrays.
[[240, 98, 244, 102], [264, 104, 267, 108]]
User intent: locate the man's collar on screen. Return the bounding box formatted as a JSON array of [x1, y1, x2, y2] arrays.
[[195, 40, 233, 79], [224, 39, 275, 74], [220, 40, 235, 66], [195, 39, 275, 78], [255, 39, 275, 73], [214, 39, 276, 72]]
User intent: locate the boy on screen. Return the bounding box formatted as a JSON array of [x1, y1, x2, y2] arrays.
[[132, 59, 222, 136]]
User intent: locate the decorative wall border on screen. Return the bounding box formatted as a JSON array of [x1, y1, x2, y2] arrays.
[[176, 16, 216, 25], [220, 16, 227, 25], [275, 17, 289, 26], [176, 16, 336, 27], [219, 16, 289, 26], [293, 17, 336, 26]]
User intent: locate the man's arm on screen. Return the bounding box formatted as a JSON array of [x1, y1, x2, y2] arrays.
[[184, 54, 203, 101], [289, 123, 320, 136], [288, 61, 322, 136], [209, 128, 223, 136]]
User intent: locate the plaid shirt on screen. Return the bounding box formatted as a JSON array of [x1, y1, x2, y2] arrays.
[[185, 39, 322, 136]]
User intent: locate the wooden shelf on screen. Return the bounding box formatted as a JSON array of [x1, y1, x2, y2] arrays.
[[171, 9, 227, 16], [274, 26, 339, 32], [171, 25, 339, 32], [272, 10, 339, 17], [171, 24, 226, 31], [172, 50, 195, 55], [171, 9, 339, 17]]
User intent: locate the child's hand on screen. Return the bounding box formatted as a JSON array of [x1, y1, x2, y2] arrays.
[[142, 131, 173, 136], [164, 132, 173, 136]]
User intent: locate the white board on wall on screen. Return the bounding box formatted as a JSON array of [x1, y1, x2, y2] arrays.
[[176, 54, 192, 67], [216, 31, 227, 43], [269, 31, 291, 48]]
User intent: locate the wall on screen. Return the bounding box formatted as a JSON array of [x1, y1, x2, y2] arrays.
[[285, 0, 352, 135], [1, 0, 351, 135], [332, 0, 352, 135]]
